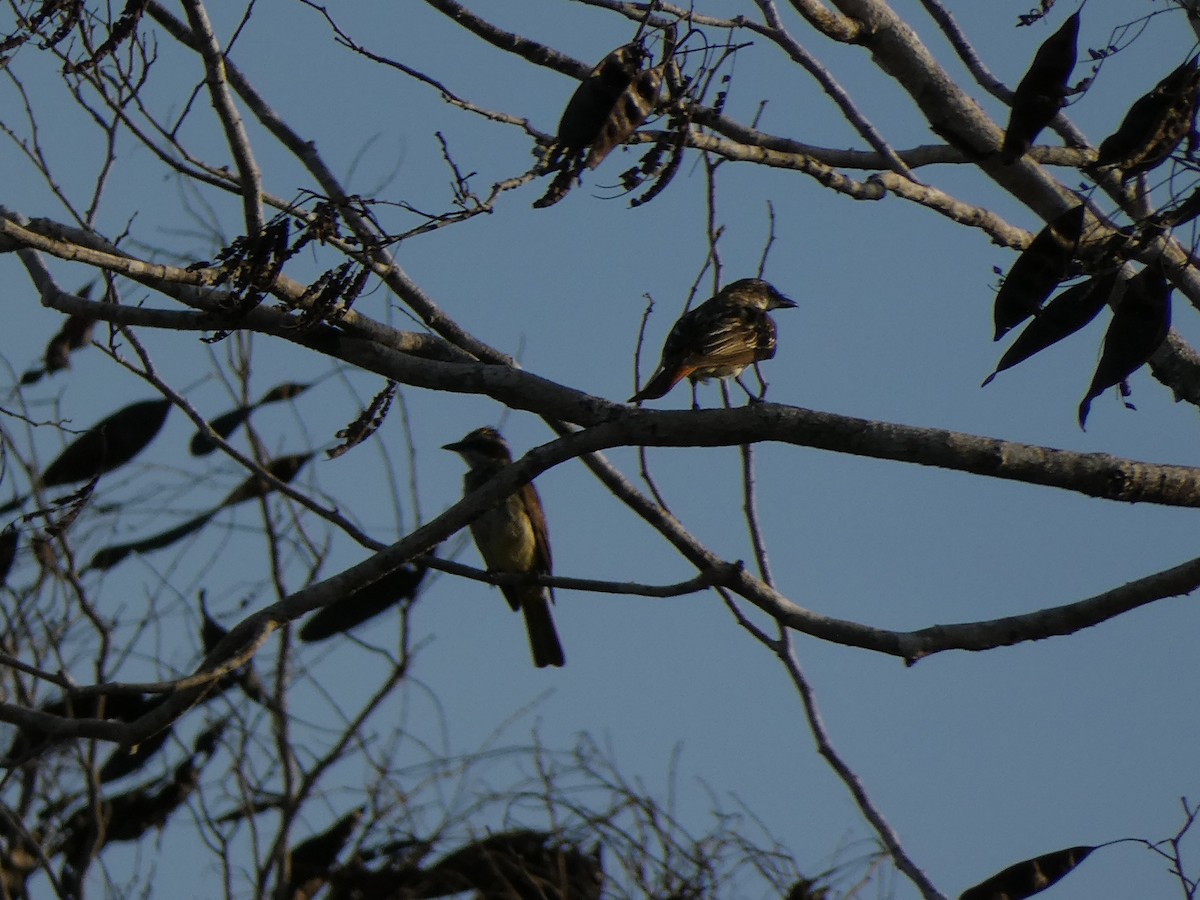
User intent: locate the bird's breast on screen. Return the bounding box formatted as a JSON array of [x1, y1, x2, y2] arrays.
[[469, 495, 539, 573]]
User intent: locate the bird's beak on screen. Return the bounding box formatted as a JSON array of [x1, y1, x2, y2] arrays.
[[773, 295, 798, 310], [441, 440, 464, 452]]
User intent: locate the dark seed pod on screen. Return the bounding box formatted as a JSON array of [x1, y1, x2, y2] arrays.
[[299, 562, 428, 642], [41, 398, 172, 489], [983, 269, 1118, 385], [992, 204, 1087, 340], [1000, 11, 1081, 163], [585, 65, 662, 170], [285, 808, 365, 899], [1096, 57, 1200, 179], [961, 845, 1095, 900], [546, 44, 645, 171], [1078, 263, 1172, 430]]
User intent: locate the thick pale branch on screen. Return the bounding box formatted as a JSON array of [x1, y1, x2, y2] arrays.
[[3, 213, 1197, 512], [282, 337, 1200, 509], [753, 0, 912, 178]]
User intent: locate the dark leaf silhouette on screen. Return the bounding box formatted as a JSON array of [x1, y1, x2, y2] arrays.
[[960, 845, 1095, 900], [191, 716, 229, 759], [59, 754, 205, 874], [41, 397, 171, 487], [1150, 181, 1200, 229], [0, 398, 172, 515], [1096, 56, 1200, 179], [98, 698, 172, 783], [787, 876, 831, 900], [88, 453, 313, 571], [198, 598, 271, 709], [983, 269, 1118, 385], [44, 312, 96, 372], [42, 398, 171, 489], [286, 808, 365, 900], [258, 381, 310, 404], [218, 452, 312, 507], [992, 204, 1087, 340], [87, 512, 217, 572], [1000, 10, 1080, 163], [374, 829, 604, 900], [0, 527, 18, 588], [190, 381, 311, 455], [299, 562, 428, 642], [1078, 263, 1172, 429], [20, 285, 97, 385], [189, 406, 253, 456]]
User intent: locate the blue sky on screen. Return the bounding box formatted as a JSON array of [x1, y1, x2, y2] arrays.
[[1, 1, 1199, 897]]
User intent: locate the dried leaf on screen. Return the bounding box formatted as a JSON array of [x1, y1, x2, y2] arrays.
[[396, 830, 604, 900], [44, 310, 95, 374], [87, 510, 215, 572], [191, 717, 229, 759], [98, 699, 172, 783], [87, 453, 312, 571], [197, 600, 271, 709], [4, 691, 152, 763], [327, 382, 396, 459], [61, 755, 203, 864]]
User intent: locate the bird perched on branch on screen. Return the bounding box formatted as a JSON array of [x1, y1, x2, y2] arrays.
[[443, 427, 565, 668], [629, 278, 797, 407]]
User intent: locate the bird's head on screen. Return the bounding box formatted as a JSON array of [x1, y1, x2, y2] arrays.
[[442, 426, 514, 467], [721, 278, 797, 311]]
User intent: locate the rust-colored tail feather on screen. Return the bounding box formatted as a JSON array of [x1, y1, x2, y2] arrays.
[[628, 366, 692, 403]]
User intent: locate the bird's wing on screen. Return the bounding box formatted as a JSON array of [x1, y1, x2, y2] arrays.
[[520, 482, 554, 596], [680, 307, 774, 369]]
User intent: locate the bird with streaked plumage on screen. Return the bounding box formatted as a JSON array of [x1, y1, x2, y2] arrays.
[[443, 427, 565, 669], [629, 278, 797, 407]]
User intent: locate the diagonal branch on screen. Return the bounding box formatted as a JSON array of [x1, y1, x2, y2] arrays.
[[180, 0, 264, 235]]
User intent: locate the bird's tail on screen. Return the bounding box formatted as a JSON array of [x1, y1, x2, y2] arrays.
[[522, 594, 565, 668], [628, 366, 691, 403]]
